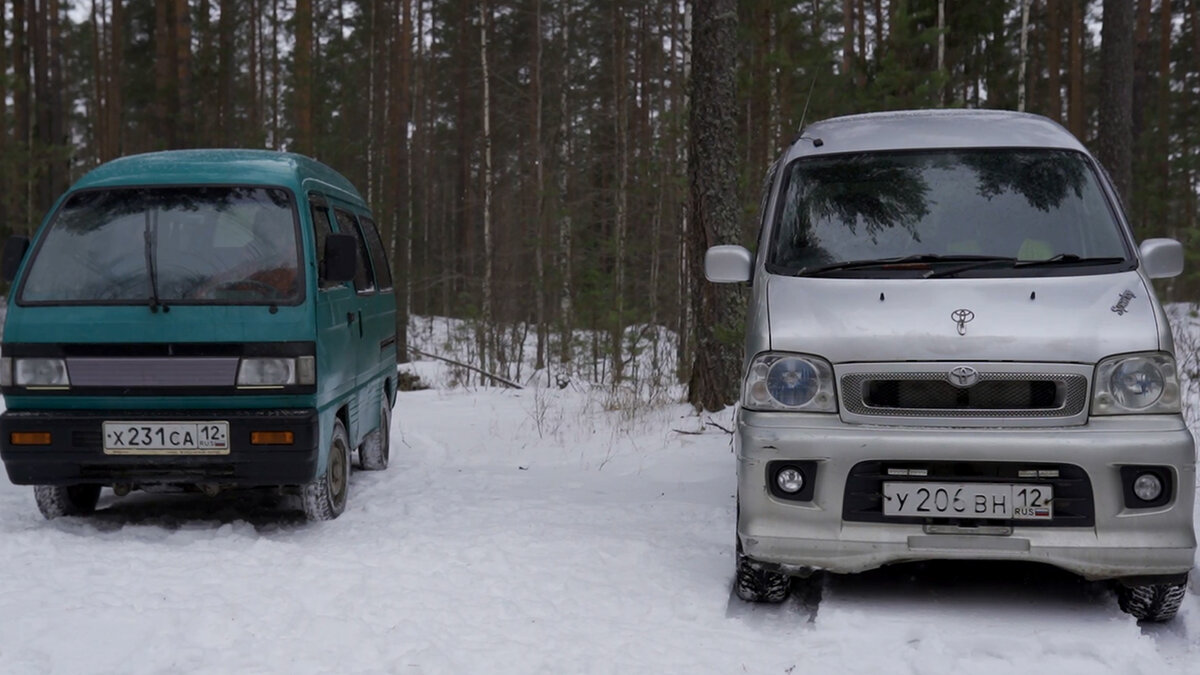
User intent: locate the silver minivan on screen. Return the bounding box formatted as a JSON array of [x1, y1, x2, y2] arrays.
[[707, 110, 1196, 621]]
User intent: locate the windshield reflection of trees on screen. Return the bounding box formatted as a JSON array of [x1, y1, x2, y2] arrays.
[[57, 187, 291, 233], [960, 151, 1086, 212], [776, 150, 1090, 269]]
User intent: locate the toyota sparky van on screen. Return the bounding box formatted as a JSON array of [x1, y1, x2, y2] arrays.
[[0, 150, 397, 521], [706, 110, 1196, 621]]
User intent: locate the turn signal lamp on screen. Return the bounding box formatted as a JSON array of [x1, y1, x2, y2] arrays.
[[251, 431, 294, 445], [11, 432, 52, 446]]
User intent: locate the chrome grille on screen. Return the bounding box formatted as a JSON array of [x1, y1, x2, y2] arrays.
[[841, 370, 1089, 419]]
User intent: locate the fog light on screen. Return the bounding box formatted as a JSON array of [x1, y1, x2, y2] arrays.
[[776, 468, 804, 494], [1133, 473, 1163, 502]]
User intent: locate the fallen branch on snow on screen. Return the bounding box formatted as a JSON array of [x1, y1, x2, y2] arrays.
[[406, 346, 524, 389]]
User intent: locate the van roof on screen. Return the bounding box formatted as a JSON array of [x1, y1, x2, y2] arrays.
[[790, 109, 1086, 160], [70, 149, 363, 203]]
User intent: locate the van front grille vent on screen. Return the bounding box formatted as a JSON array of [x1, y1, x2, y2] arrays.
[[841, 371, 1088, 418], [66, 357, 239, 388]]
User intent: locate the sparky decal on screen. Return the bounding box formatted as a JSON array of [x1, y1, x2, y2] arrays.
[[1111, 290, 1136, 316]]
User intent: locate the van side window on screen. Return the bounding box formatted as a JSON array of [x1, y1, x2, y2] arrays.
[[334, 209, 376, 294], [311, 204, 336, 289], [359, 217, 393, 291]]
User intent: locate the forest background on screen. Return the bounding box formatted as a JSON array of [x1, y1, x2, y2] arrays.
[[0, 0, 1192, 399]]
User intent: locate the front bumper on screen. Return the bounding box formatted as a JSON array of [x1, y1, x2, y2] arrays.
[[0, 408, 319, 486], [737, 411, 1197, 581]]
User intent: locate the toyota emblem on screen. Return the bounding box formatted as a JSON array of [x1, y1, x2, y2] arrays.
[[951, 308, 975, 336], [948, 365, 980, 388]]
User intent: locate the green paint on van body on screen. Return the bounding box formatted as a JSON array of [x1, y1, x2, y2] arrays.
[[0, 150, 397, 517]]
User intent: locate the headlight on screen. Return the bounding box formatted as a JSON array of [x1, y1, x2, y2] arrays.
[[743, 353, 837, 412], [1092, 352, 1180, 415], [14, 358, 70, 387], [237, 357, 314, 387]]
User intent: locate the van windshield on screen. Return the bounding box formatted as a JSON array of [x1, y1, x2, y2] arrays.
[[767, 149, 1132, 277], [19, 186, 302, 305]]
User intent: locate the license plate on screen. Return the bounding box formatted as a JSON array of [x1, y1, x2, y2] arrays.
[[103, 421, 230, 455], [882, 482, 1053, 520]]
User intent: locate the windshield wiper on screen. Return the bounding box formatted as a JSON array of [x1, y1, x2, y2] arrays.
[[926, 253, 1127, 278], [1012, 254, 1127, 268], [796, 254, 1011, 277], [144, 210, 165, 313]]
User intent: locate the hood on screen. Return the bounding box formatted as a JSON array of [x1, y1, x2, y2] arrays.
[[766, 271, 1159, 364], [3, 303, 314, 345]]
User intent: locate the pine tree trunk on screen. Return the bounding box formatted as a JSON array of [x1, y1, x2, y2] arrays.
[[557, 0, 573, 369], [479, 0, 494, 375], [153, 0, 173, 148], [841, 0, 852, 77], [89, 1, 104, 160], [248, 0, 261, 142], [174, 0, 191, 143], [217, 0, 234, 144], [532, 0, 546, 372], [293, 0, 313, 155], [12, 0, 28, 231], [1018, 0, 1031, 111], [676, 1, 692, 383], [49, 0, 66, 197], [1097, 0, 1133, 203], [0, 0, 8, 229], [1046, 0, 1061, 122], [1132, 0, 1151, 137], [1159, 0, 1173, 195], [1067, 0, 1085, 140], [610, 0, 628, 383], [109, 0, 123, 156], [400, 0, 413, 363], [687, 0, 742, 411]]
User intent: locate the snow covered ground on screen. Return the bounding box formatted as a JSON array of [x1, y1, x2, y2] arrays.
[[0, 319, 1198, 673]]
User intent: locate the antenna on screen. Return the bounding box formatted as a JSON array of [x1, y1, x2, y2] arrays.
[[797, 74, 818, 134], [792, 75, 824, 147]]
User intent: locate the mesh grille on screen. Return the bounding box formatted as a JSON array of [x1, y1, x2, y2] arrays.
[[66, 357, 239, 387], [842, 371, 1088, 418]]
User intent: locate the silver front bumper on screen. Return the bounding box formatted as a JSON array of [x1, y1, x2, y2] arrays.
[[737, 411, 1197, 581]]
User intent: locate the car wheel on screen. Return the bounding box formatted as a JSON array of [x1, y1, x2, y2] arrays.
[[34, 484, 102, 519], [1116, 577, 1188, 622], [734, 539, 791, 603], [358, 397, 391, 471], [302, 419, 350, 521]]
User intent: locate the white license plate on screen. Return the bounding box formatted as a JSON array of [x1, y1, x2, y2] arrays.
[[103, 421, 230, 455], [882, 482, 1054, 520]]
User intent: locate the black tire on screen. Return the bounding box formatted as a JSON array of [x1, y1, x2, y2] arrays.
[[34, 484, 102, 519], [358, 397, 391, 471], [302, 419, 350, 521], [1116, 578, 1188, 622], [734, 542, 791, 603]]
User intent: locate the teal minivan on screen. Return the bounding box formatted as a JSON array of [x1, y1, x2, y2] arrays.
[[0, 150, 397, 521]]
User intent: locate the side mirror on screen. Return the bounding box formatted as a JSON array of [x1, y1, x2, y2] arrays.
[[324, 234, 357, 284], [1139, 238, 1184, 279], [1, 236, 30, 283], [705, 245, 753, 283]]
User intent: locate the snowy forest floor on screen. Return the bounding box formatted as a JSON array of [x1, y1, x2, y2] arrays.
[[0, 316, 1197, 673]]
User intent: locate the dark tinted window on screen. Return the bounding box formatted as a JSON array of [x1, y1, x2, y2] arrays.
[[334, 209, 375, 293], [310, 202, 335, 289], [768, 149, 1129, 276], [359, 216, 393, 291], [21, 186, 301, 305]]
